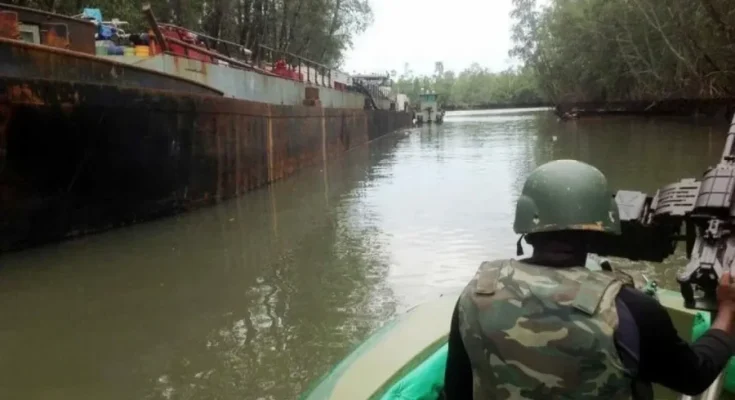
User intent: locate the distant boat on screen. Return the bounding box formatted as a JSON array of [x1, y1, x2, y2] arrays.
[[414, 93, 445, 125]]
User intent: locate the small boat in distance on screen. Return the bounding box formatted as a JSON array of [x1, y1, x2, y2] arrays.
[[414, 92, 445, 125]]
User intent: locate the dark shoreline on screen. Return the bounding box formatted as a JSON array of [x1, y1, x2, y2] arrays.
[[445, 98, 735, 121], [554, 99, 735, 121], [443, 102, 551, 111]]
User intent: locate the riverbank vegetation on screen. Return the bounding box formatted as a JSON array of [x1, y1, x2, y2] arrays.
[[510, 0, 735, 103], [6, 0, 372, 67], [11, 0, 733, 107], [400, 0, 735, 109], [393, 64, 546, 109]]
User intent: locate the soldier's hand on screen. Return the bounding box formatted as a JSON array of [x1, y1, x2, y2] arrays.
[[713, 272, 735, 334], [717, 272, 735, 313]]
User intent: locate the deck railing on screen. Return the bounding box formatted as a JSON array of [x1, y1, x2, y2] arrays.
[[143, 4, 257, 71], [142, 4, 350, 89], [256, 44, 340, 88], [157, 22, 252, 64]]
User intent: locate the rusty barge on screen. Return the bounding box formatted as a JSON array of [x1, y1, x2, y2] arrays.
[[0, 3, 411, 253]]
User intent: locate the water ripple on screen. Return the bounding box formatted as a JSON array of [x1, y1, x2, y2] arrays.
[[0, 109, 724, 400]]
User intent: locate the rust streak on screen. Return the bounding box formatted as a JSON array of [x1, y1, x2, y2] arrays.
[[0, 11, 19, 40], [235, 115, 241, 195], [216, 116, 223, 202], [0, 102, 9, 166], [8, 84, 44, 105], [270, 183, 279, 237], [322, 108, 330, 206], [321, 107, 327, 167], [59, 102, 74, 114], [267, 105, 274, 183]]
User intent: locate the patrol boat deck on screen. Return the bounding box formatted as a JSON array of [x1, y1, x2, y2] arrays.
[[301, 287, 734, 400]]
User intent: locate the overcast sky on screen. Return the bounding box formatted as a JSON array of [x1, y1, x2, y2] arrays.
[[342, 0, 515, 77]]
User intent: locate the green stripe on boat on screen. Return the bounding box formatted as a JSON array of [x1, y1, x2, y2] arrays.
[[379, 343, 448, 400]]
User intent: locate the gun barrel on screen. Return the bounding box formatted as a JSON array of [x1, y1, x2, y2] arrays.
[[721, 115, 735, 160]]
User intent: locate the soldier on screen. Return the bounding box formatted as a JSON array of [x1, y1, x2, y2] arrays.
[[443, 159, 735, 399]]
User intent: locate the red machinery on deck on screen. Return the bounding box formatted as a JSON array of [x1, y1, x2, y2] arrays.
[[271, 58, 304, 82], [149, 24, 213, 63]]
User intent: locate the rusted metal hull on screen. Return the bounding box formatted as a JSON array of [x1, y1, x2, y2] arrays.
[[0, 76, 411, 253]]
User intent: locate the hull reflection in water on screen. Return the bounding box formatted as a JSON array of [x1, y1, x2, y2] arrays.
[[0, 133, 411, 400]]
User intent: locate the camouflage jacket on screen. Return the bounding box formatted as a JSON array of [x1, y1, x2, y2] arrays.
[[457, 259, 634, 399]]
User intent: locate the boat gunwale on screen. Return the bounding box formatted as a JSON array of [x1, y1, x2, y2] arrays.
[[302, 287, 731, 400], [369, 335, 449, 400]]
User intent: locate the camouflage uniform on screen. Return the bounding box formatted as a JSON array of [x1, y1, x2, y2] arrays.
[[457, 160, 635, 399], [457, 259, 634, 399]]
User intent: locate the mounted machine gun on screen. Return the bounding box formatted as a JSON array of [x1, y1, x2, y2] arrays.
[[595, 115, 735, 312], [588, 116, 735, 400]]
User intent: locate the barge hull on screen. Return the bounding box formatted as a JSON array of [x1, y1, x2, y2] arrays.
[[0, 77, 411, 252]]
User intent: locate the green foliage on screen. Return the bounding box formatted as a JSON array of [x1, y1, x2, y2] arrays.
[[394, 64, 547, 109], [4, 0, 372, 67], [509, 0, 735, 102]]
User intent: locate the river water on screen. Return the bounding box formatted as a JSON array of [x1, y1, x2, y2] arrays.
[[0, 108, 727, 400]]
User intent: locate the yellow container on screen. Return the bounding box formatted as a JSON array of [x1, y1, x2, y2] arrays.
[[134, 45, 150, 57], [123, 47, 135, 56]]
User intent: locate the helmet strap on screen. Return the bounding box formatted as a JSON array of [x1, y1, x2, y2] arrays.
[[516, 235, 525, 256]]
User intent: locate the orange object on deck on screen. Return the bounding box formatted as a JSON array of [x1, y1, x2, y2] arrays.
[[271, 59, 304, 82], [0, 11, 19, 40], [43, 23, 70, 49], [148, 30, 162, 55]]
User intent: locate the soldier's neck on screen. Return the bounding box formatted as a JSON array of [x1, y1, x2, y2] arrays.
[[529, 249, 587, 267]]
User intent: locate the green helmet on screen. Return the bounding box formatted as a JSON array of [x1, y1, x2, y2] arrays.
[[513, 159, 620, 235]]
